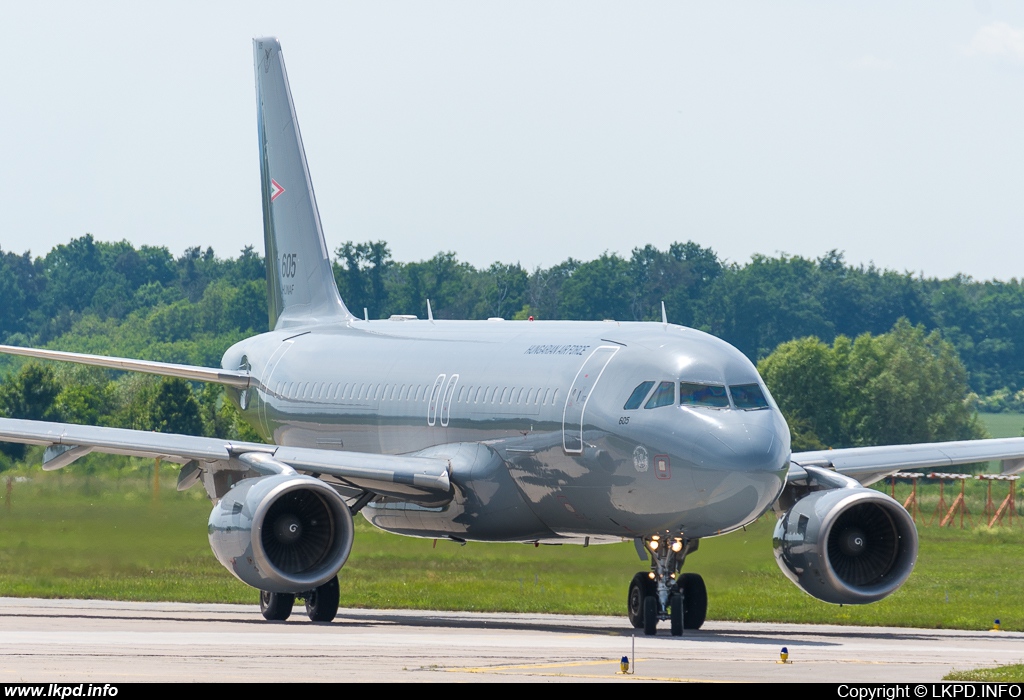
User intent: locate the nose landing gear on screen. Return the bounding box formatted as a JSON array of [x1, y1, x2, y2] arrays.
[[628, 537, 705, 635]]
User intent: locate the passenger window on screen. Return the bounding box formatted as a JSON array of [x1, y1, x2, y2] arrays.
[[644, 381, 675, 409], [679, 382, 730, 408], [623, 381, 655, 410], [731, 383, 769, 410]]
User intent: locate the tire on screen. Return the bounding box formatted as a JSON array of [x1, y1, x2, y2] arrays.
[[627, 572, 655, 629], [669, 593, 683, 636], [679, 573, 707, 630], [260, 590, 295, 621], [643, 595, 658, 636], [305, 575, 340, 622]]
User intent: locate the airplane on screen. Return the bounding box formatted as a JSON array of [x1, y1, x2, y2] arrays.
[[2, 37, 1024, 635]]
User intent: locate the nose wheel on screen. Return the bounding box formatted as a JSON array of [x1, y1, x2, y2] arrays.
[[627, 572, 656, 628], [628, 537, 705, 635]]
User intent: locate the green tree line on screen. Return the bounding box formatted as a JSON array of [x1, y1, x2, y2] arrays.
[[4, 234, 1023, 399], [0, 234, 1016, 468]]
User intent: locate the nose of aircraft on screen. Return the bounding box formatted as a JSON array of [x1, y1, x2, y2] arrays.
[[691, 409, 790, 474]]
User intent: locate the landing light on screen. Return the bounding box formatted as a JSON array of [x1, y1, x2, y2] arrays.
[[648, 540, 659, 551], [671, 540, 683, 553]]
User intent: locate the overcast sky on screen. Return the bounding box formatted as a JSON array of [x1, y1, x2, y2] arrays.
[[3, 2, 1023, 280]]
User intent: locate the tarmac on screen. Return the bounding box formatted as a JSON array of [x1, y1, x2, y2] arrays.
[[0, 597, 1020, 683]]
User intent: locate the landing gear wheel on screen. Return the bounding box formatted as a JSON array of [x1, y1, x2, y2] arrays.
[[643, 595, 658, 636], [669, 593, 683, 636], [679, 573, 707, 630], [627, 572, 655, 629], [260, 591, 295, 621], [305, 575, 340, 622]]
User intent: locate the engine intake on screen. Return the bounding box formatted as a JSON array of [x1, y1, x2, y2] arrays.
[[773, 487, 917, 604], [208, 474, 354, 592]]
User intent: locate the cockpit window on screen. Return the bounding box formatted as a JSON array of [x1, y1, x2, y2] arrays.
[[730, 383, 769, 409], [679, 382, 730, 408], [644, 381, 676, 409], [623, 381, 655, 410]]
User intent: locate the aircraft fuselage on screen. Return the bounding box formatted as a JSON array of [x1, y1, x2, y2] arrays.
[[222, 318, 791, 544]]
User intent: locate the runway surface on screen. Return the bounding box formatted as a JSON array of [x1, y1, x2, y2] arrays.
[[0, 597, 1020, 683]]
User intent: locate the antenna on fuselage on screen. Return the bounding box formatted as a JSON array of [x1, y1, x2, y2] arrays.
[[364, 307, 369, 322], [661, 301, 668, 329], [427, 299, 434, 323]]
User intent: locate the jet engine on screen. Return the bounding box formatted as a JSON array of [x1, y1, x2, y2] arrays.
[[772, 487, 918, 604], [208, 474, 354, 593]]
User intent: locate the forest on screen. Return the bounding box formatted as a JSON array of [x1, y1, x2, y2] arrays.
[[0, 234, 1019, 457]]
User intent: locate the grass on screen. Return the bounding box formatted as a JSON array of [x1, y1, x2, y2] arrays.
[[0, 465, 1022, 630], [944, 665, 1024, 681], [977, 412, 1024, 440]]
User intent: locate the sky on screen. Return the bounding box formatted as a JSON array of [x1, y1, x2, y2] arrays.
[[3, 2, 1024, 280]]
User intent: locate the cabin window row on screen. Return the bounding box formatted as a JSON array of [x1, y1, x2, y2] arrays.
[[272, 381, 561, 407], [622, 381, 769, 411]]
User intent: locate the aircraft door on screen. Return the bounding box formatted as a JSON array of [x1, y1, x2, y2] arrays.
[[562, 346, 618, 454], [257, 339, 295, 436], [427, 374, 446, 427]]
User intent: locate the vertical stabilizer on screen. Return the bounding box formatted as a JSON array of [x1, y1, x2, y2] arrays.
[[254, 38, 354, 328]]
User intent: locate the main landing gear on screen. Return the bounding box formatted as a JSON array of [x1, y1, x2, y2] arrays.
[[260, 574, 341, 622], [628, 536, 706, 636]]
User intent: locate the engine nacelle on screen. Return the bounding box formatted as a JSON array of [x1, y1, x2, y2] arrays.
[[773, 487, 918, 605], [208, 474, 354, 593]]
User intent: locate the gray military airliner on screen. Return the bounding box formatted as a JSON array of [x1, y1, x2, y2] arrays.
[[2, 38, 1023, 635]]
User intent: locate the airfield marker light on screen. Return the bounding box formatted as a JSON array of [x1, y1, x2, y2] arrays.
[[671, 540, 683, 553], [778, 647, 791, 664], [620, 655, 630, 673], [993, 619, 1002, 631], [648, 539, 659, 551]]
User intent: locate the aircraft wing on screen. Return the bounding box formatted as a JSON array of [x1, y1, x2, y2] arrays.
[[0, 345, 250, 388], [790, 437, 1024, 486], [0, 418, 450, 500]]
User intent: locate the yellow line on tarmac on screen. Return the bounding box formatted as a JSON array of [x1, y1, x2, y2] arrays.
[[443, 658, 741, 682], [448, 658, 622, 672]]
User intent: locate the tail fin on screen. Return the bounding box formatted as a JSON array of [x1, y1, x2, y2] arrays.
[[254, 37, 354, 329]]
